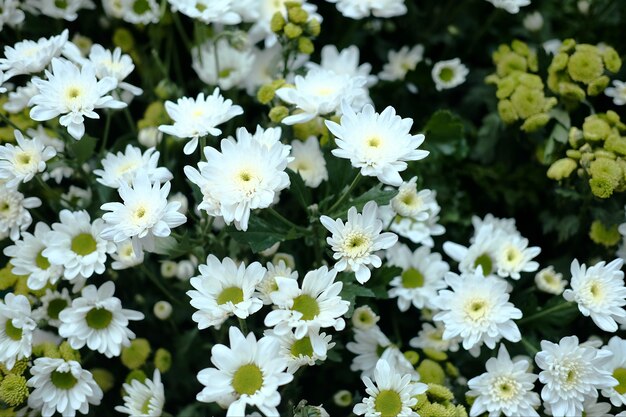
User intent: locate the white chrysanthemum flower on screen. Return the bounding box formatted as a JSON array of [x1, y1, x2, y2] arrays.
[[0, 130, 56, 188], [256, 260, 298, 305], [470, 214, 516, 238], [276, 68, 368, 125], [378, 45, 424, 82], [4, 222, 63, 290], [115, 369, 165, 416], [0, 0, 24, 31], [389, 178, 433, 218], [433, 270, 522, 352], [326, 103, 428, 186], [3, 82, 38, 113], [432, 58, 469, 91], [196, 326, 293, 416], [265, 328, 335, 374], [25, 0, 95, 20], [88, 44, 143, 102], [0, 293, 36, 370], [94, 144, 172, 189], [188, 255, 265, 330], [43, 210, 116, 281], [387, 244, 449, 311], [33, 288, 72, 327], [326, 0, 406, 19], [467, 344, 540, 417], [29, 58, 126, 140], [353, 359, 426, 417], [118, 0, 160, 24], [486, 0, 531, 14], [0, 30, 68, 79], [101, 175, 186, 251], [494, 234, 541, 279], [320, 201, 398, 284], [605, 80, 626, 106], [351, 305, 380, 330], [192, 38, 254, 90], [110, 239, 144, 270], [0, 184, 41, 241], [185, 126, 291, 231], [58, 281, 144, 357], [265, 266, 349, 343], [168, 0, 241, 24], [536, 335, 617, 417], [443, 224, 505, 277], [308, 44, 377, 87], [535, 266, 568, 295], [347, 325, 392, 378], [600, 336, 626, 407], [563, 258, 626, 332], [409, 322, 461, 353], [288, 136, 328, 188], [158, 89, 243, 155], [27, 357, 103, 417]]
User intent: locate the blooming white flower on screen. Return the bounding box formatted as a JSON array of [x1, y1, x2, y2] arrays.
[[326, 103, 428, 186], [118, 0, 160, 24], [101, 175, 186, 252], [110, 239, 144, 270], [159, 89, 243, 155], [94, 145, 172, 189], [353, 358, 426, 417], [0, 184, 41, 241], [256, 259, 298, 305], [0, 293, 36, 370], [33, 288, 72, 327], [265, 328, 335, 374], [196, 326, 293, 416], [0, 130, 56, 188], [0, 0, 24, 32], [308, 44, 377, 87], [600, 336, 626, 407], [605, 80, 626, 106], [320, 201, 397, 284], [168, 0, 241, 24], [265, 266, 349, 342], [192, 38, 254, 90], [486, 0, 531, 14], [25, 0, 95, 20], [347, 325, 392, 378], [27, 357, 103, 417], [188, 255, 265, 329], [443, 223, 508, 277], [153, 300, 173, 320], [4, 222, 63, 290], [535, 335, 617, 417], [0, 30, 68, 79], [379, 45, 424, 82], [432, 270, 522, 352], [58, 281, 144, 357], [29, 58, 126, 140], [535, 266, 568, 295], [244, 44, 283, 95], [467, 344, 540, 417], [3, 81, 38, 113], [409, 322, 461, 353], [288, 136, 328, 188], [432, 58, 469, 91], [115, 369, 165, 416], [326, 0, 406, 19], [88, 44, 143, 102], [563, 258, 626, 332], [494, 234, 541, 279], [351, 305, 380, 330], [0, 70, 7, 93]]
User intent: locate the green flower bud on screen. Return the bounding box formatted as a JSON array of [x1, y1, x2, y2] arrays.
[[125, 369, 147, 384], [595, 149, 616, 159], [288, 6, 308, 24], [444, 362, 459, 378], [297, 37, 314, 55], [569, 126, 584, 148], [559, 82, 586, 102], [113, 28, 135, 52], [587, 75, 610, 96], [560, 39, 577, 53], [606, 110, 621, 125], [589, 220, 621, 247], [269, 106, 289, 123], [547, 158, 578, 180], [0, 374, 28, 407], [583, 116, 612, 141], [527, 52, 539, 72], [495, 77, 517, 99], [497, 99, 518, 124], [270, 12, 286, 33], [333, 390, 352, 407], [5, 359, 28, 376], [404, 351, 420, 365], [121, 338, 151, 370], [417, 360, 446, 385], [603, 46, 622, 73], [454, 404, 468, 417], [566, 149, 582, 159], [589, 157, 622, 198], [257, 84, 276, 104], [59, 341, 81, 362], [284, 22, 303, 39], [550, 53, 569, 72], [568, 49, 604, 84], [422, 348, 448, 362], [0, 265, 18, 290], [91, 368, 115, 393], [426, 383, 455, 404], [521, 112, 550, 132], [496, 53, 527, 77], [305, 19, 321, 37], [154, 79, 180, 100], [511, 40, 530, 57], [518, 73, 543, 89], [604, 134, 626, 156], [511, 85, 545, 119], [154, 348, 172, 373]]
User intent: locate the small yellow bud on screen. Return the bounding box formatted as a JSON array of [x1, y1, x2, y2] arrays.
[[91, 368, 115, 393], [269, 106, 289, 123], [121, 338, 152, 370], [257, 84, 276, 105], [113, 28, 135, 52], [305, 18, 321, 37], [568, 49, 604, 84], [59, 341, 81, 362], [589, 220, 621, 247], [284, 22, 303, 39], [404, 350, 420, 365], [154, 348, 172, 373], [603, 46, 622, 73], [288, 6, 308, 24], [497, 99, 518, 124], [566, 149, 582, 159], [298, 37, 314, 55], [125, 369, 147, 384], [270, 12, 286, 33], [417, 360, 446, 385], [587, 75, 610, 96], [583, 115, 612, 141], [0, 374, 28, 407], [547, 158, 578, 180], [605, 134, 626, 156], [521, 113, 550, 132]]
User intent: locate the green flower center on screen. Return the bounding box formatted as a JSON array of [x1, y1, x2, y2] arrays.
[[141, 397, 152, 414], [16, 152, 32, 166], [438, 67, 455, 82], [132, 0, 150, 14], [216, 286, 244, 305], [219, 68, 234, 79], [85, 307, 113, 330], [374, 389, 403, 417], [291, 294, 320, 321], [71, 233, 97, 256], [231, 364, 264, 396], [473, 253, 493, 275], [401, 268, 425, 289], [54, 0, 68, 9], [50, 371, 78, 390], [290, 336, 314, 358], [47, 298, 69, 321], [5, 320, 22, 341], [35, 249, 50, 270], [613, 367, 626, 394]]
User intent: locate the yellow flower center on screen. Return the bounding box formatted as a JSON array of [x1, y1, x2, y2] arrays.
[[216, 286, 244, 305], [291, 294, 319, 321], [231, 364, 264, 396], [374, 389, 403, 417], [401, 268, 425, 289], [71, 233, 97, 256]]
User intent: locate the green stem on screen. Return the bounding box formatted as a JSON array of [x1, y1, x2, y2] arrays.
[[199, 136, 207, 161], [100, 111, 112, 153], [171, 13, 193, 50], [326, 172, 362, 215], [238, 318, 248, 334], [521, 337, 539, 356], [267, 207, 305, 232], [518, 301, 577, 325], [123, 107, 136, 135], [139, 264, 182, 305]]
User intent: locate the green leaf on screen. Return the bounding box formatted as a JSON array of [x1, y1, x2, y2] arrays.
[[338, 274, 376, 318], [328, 184, 397, 219], [287, 168, 312, 209], [69, 135, 97, 165], [423, 110, 467, 158], [549, 108, 571, 129], [473, 113, 502, 164], [227, 215, 305, 253]]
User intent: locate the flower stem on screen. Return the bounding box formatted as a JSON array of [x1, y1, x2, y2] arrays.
[[267, 207, 305, 232], [521, 337, 539, 356], [100, 110, 112, 153], [326, 172, 362, 215], [140, 264, 182, 305], [238, 318, 248, 334], [517, 301, 577, 325]]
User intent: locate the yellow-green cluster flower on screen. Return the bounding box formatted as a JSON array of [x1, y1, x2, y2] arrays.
[[413, 384, 467, 417], [271, 2, 320, 55], [490, 40, 538, 78], [154, 348, 172, 373], [91, 368, 115, 393], [548, 40, 621, 105], [589, 220, 621, 247], [121, 338, 152, 370], [0, 374, 28, 407]]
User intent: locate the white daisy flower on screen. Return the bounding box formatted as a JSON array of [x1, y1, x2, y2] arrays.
[[308, 44, 377, 87], [168, 0, 241, 24], [378, 45, 424, 82], [192, 38, 254, 90], [25, 0, 95, 20], [158, 89, 243, 155], [196, 326, 293, 416], [88, 44, 143, 102], [467, 344, 540, 417], [27, 357, 103, 417], [187, 255, 265, 330], [389, 178, 435, 219], [432, 58, 469, 91], [58, 281, 144, 357], [275, 68, 368, 125], [320, 201, 398, 284], [326, 0, 406, 20], [3, 222, 63, 290], [0, 184, 41, 241], [563, 258, 626, 332], [265, 328, 335, 374], [443, 224, 505, 277], [100, 175, 186, 252], [486, 0, 531, 14], [535, 335, 617, 417], [535, 266, 568, 295], [605, 80, 626, 106], [432, 270, 522, 352], [409, 322, 461, 353], [326, 103, 428, 186], [3, 81, 38, 113], [346, 325, 392, 378], [387, 243, 449, 312], [110, 239, 145, 270], [288, 136, 328, 188], [0, 0, 24, 32], [0, 30, 68, 79], [600, 336, 626, 407], [0, 293, 36, 370], [33, 288, 72, 327], [115, 369, 165, 416], [353, 358, 426, 417], [0, 130, 57, 188], [351, 305, 380, 330], [494, 234, 541, 279], [256, 259, 298, 305], [29, 58, 127, 140], [265, 265, 349, 343], [43, 209, 116, 281], [94, 144, 172, 189], [119, 0, 160, 24]]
